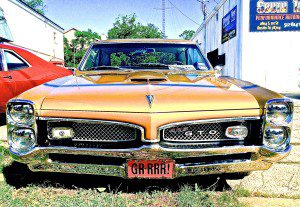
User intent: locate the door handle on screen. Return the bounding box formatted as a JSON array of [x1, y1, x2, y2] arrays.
[[2, 76, 12, 79]]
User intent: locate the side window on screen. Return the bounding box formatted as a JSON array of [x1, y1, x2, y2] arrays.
[[4, 51, 29, 71]]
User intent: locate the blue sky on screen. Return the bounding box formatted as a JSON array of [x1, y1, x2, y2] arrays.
[[44, 0, 219, 39]]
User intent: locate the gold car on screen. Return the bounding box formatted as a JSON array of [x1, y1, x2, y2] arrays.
[[6, 39, 294, 180]]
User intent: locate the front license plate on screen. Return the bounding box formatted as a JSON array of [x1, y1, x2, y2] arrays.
[[127, 159, 174, 179]]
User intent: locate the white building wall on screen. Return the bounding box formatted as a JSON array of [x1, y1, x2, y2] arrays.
[[241, 0, 299, 93], [192, 0, 242, 79], [0, 0, 64, 62], [193, 0, 299, 93]]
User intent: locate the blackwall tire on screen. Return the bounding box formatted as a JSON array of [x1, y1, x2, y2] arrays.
[[3, 161, 32, 187]]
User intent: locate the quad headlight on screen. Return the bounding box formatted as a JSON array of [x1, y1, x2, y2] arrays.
[[263, 99, 293, 151], [6, 100, 36, 153], [10, 128, 36, 151], [266, 101, 293, 126], [7, 102, 34, 124]]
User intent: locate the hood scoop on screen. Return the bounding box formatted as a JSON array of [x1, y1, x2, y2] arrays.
[[127, 71, 168, 83]]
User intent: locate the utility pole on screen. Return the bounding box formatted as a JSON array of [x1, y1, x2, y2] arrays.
[[197, 0, 209, 21], [162, 0, 166, 38], [197, 0, 209, 53], [154, 0, 172, 39]]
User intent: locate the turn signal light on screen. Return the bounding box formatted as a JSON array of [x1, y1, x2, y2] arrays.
[[51, 127, 74, 140], [225, 126, 248, 139]]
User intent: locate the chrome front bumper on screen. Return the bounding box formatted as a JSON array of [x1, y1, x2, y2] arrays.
[[10, 145, 291, 179]]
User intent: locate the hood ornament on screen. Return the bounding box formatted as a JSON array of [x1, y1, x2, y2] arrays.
[[146, 95, 154, 108]]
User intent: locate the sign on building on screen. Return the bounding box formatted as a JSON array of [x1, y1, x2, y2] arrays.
[[222, 6, 237, 43], [250, 0, 300, 32]]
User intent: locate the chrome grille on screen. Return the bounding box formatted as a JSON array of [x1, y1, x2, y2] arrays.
[[47, 120, 141, 142]]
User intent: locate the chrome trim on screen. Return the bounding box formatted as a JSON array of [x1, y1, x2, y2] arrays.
[[39, 117, 145, 142], [158, 116, 261, 142], [10, 145, 291, 179]]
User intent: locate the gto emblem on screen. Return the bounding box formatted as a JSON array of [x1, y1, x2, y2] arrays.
[[146, 95, 154, 108], [185, 130, 218, 137]]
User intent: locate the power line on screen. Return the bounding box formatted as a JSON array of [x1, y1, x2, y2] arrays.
[[167, 0, 200, 26]]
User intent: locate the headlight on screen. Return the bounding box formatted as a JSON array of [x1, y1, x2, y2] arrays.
[[7, 100, 36, 152], [263, 126, 289, 150], [266, 100, 293, 126], [263, 99, 293, 151], [7, 102, 34, 124], [10, 128, 36, 151]]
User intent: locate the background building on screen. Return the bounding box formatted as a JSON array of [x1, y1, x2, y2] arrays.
[[0, 0, 64, 65], [64, 28, 78, 43], [192, 0, 300, 93]]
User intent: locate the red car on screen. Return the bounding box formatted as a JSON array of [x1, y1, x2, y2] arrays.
[[0, 44, 72, 116]]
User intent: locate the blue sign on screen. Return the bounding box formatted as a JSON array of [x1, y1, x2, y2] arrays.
[[222, 6, 237, 44], [250, 0, 300, 32]]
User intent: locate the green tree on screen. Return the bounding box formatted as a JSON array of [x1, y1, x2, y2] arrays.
[[179, 30, 195, 40], [64, 29, 101, 67], [108, 14, 163, 39], [24, 0, 46, 15]]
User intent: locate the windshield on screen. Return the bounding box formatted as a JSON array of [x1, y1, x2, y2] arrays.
[[79, 43, 211, 71]]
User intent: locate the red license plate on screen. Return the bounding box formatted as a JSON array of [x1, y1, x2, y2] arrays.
[[127, 159, 174, 179]]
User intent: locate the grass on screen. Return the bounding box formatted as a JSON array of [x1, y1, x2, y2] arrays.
[[0, 183, 245, 207], [0, 142, 11, 173]]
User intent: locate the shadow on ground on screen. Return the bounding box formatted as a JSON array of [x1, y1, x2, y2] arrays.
[[2, 162, 231, 193]]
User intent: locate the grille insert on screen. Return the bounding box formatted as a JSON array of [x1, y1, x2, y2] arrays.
[[47, 120, 141, 142], [162, 122, 246, 143]]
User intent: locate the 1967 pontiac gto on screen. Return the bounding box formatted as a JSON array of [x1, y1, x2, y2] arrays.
[[6, 39, 294, 181]]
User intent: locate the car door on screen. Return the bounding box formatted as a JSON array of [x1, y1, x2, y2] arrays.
[[0, 49, 15, 113], [2, 49, 34, 97]]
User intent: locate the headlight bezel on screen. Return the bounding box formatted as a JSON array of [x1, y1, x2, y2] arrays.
[[6, 99, 37, 153], [263, 98, 293, 152]]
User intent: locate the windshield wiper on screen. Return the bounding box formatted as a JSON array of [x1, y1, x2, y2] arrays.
[[85, 66, 122, 71], [135, 63, 170, 68]]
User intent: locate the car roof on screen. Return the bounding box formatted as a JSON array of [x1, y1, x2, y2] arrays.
[[93, 39, 196, 45]]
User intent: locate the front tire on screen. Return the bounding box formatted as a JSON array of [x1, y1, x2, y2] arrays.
[[3, 161, 32, 187], [222, 172, 251, 180]]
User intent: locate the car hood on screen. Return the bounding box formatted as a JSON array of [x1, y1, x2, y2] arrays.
[[21, 71, 266, 113]]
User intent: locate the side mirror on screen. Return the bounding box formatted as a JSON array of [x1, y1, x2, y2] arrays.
[[214, 65, 224, 77], [214, 65, 224, 71], [194, 62, 209, 70]]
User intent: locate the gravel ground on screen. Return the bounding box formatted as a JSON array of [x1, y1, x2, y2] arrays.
[[239, 197, 300, 207]]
